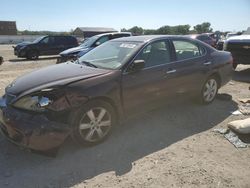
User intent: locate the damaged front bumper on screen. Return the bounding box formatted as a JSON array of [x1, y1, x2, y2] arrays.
[[0, 97, 70, 152]]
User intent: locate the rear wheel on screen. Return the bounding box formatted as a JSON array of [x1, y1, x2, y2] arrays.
[[27, 50, 39, 60], [200, 77, 218, 104], [70, 100, 116, 146]]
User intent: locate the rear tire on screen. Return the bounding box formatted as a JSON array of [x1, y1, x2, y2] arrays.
[[200, 76, 218, 104], [69, 100, 116, 146], [27, 50, 39, 60]]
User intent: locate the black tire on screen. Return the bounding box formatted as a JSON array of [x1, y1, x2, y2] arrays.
[[69, 100, 116, 146], [0, 56, 3, 65], [200, 76, 219, 104], [27, 50, 39, 60]]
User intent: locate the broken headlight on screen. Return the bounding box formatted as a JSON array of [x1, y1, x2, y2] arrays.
[[13, 96, 52, 112]]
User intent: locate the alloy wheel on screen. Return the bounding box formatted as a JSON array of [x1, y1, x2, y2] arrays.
[[78, 107, 112, 142], [203, 78, 218, 103]]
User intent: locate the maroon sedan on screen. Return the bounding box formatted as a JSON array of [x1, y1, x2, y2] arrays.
[[0, 35, 233, 154]]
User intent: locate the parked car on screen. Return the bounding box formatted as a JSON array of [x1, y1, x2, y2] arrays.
[[224, 34, 250, 69], [216, 33, 241, 50], [189, 34, 216, 47], [13, 35, 78, 60], [0, 35, 233, 153], [57, 32, 132, 63], [205, 32, 220, 43], [0, 56, 3, 65]]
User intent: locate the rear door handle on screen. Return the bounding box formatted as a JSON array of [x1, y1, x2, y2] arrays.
[[204, 61, 212, 65], [166, 69, 176, 74]]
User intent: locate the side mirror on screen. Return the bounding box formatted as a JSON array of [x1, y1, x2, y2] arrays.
[[128, 60, 145, 72]]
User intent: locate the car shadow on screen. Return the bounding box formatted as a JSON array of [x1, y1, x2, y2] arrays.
[[233, 68, 250, 83], [0, 99, 238, 187], [9, 56, 58, 62]]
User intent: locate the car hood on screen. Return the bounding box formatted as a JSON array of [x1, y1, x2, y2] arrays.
[[14, 41, 32, 49], [60, 46, 90, 56], [6, 62, 110, 97]]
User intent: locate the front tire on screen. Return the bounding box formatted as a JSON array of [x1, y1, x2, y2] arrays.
[[200, 77, 218, 104], [27, 50, 39, 60], [70, 100, 116, 146], [0, 56, 3, 65]]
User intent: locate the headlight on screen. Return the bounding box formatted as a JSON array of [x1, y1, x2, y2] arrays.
[[13, 96, 52, 112]]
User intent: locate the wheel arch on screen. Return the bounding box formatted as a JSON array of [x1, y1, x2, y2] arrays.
[[87, 96, 121, 123], [27, 48, 40, 57], [208, 72, 222, 88]]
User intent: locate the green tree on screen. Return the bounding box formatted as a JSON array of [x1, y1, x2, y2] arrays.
[[173, 25, 191, 35], [120, 28, 128, 32], [194, 22, 213, 34], [127, 26, 144, 35], [144, 29, 156, 35], [156, 25, 173, 34]]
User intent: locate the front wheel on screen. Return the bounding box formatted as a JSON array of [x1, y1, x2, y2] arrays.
[[200, 77, 218, 104], [70, 100, 116, 146], [0, 56, 3, 65], [27, 50, 39, 60]]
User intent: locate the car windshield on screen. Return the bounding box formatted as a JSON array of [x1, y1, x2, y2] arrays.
[[33, 36, 45, 43], [80, 36, 99, 48], [78, 41, 142, 69]]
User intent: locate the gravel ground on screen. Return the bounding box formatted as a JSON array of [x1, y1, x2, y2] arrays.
[[0, 45, 250, 188]]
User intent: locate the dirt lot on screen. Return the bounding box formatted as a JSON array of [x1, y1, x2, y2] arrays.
[[0, 45, 250, 188]]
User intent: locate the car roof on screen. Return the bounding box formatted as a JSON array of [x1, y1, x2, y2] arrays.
[[95, 32, 131, 37], [44, 35, 76, 38], [112, 35, 191, 43]]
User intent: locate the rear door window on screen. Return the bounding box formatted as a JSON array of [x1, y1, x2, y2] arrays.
[[48, 36, 55, 45], [54, 36, 64, 45], [172, 40, 203, 61]]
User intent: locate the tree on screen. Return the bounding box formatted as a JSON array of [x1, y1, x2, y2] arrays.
[[155, 25, 190, 35], [120, 28, 127, 32], [156, 25, 173, 34], [173, 25, 191, 35], [144, 29, 156, 35], [194, 22, 213, 34], [124, 26, 144, 35]]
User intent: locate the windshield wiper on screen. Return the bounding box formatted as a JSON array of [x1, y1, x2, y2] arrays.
[[73, 58, 98, 68], [79, 60, 98, 68]]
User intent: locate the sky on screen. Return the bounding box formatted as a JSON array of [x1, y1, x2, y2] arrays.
[[1, 0, 250, 32]]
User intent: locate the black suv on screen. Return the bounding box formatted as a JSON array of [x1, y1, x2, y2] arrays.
[[14, 35, 78, 60]]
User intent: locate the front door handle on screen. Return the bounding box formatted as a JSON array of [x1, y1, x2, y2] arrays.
[[204, 61, 212, 65], [166, 69, 176, 74]]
